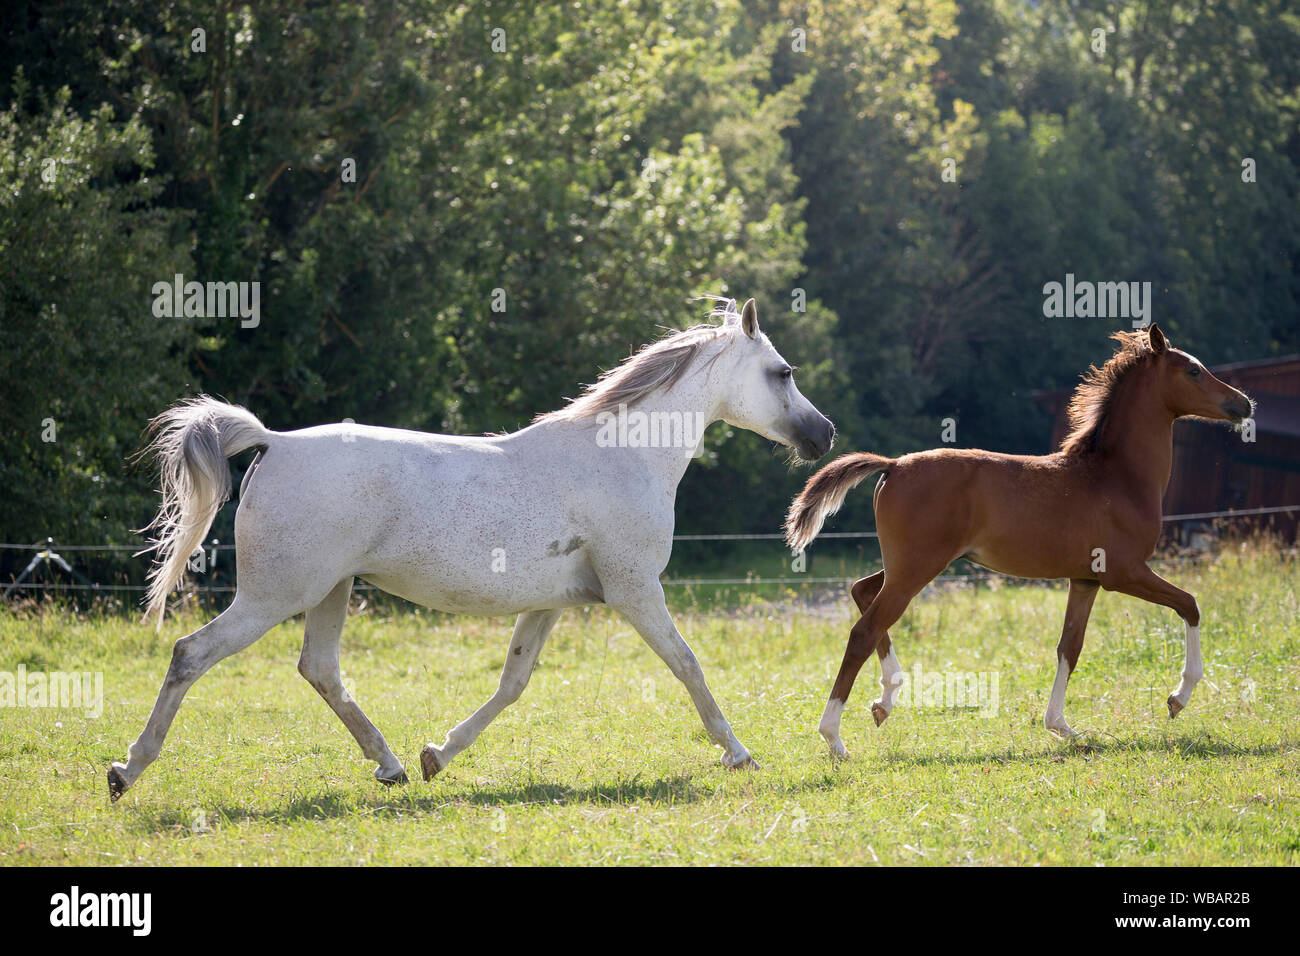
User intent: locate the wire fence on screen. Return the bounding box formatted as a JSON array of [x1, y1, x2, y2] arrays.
[[2, 504, 1297, 597], [4, 504, 1298, 554]]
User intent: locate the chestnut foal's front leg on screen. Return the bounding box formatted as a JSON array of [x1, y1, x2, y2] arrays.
[[1108, 564, 1202, 718], [1044, 579, 1100, 738]]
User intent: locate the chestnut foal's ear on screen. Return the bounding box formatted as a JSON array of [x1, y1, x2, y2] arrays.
[[1148, 323, 1168, 355], [740, 298, 759, 339]]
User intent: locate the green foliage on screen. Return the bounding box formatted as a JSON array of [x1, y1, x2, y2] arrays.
[[0, 0, 1296, 556], [0, 85, 194, 546]]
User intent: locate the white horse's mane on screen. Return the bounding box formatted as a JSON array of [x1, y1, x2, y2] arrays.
[[536, 298, 741, 423]]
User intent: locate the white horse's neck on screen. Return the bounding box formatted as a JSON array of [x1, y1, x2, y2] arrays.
[[530, 349, 731, 492], [618, 374, 727, 489]]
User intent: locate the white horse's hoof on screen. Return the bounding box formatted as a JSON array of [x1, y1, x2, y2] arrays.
[[107, 762, 131, 802], [375, 765, 408, 787], [1167, 694, 1185, 719], [1046, 721, 1079, 740], [722, 751, 759, 770], [419, 744, 444, 781]]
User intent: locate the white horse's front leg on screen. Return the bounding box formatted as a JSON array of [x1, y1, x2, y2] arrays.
[[612, 585, 756, 770], [420, 609, 562, 780]]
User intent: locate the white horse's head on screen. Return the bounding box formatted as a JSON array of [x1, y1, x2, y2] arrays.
[[713, 298, 835, 462], [537, 297, 834, 461]]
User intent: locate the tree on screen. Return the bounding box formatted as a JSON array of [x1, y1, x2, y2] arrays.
[[0, 86, 193, 548]]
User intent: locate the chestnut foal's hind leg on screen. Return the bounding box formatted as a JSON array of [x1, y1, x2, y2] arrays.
[[850, 572, 901, 727], [1109, 565, 1202, 719], [820, 572, 932, 758], [1044, 579, 1100, 739]]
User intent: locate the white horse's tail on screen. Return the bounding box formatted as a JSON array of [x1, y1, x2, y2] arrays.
[[135, 396, 270, 627]]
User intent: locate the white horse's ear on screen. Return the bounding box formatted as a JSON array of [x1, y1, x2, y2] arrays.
[[740, 298, 758, 338], [721, 299, 740, 326]]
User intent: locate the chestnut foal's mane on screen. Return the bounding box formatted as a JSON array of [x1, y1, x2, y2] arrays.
[[1060, 329, 1159, 456]]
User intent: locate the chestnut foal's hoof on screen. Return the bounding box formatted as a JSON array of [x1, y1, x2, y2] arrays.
[[107, 763, 129, 803], [871, 702, 889, 727], [723, 752, 760, 770], [1167, 694, 1184, 719], [375, 766, 408, 787], [419, 744, 444, 781]]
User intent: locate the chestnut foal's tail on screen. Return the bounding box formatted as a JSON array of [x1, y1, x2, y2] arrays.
[[784, 452, 894, 553]]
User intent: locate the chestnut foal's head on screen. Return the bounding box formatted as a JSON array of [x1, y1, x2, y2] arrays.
[[1147, 324, 1254, 424]]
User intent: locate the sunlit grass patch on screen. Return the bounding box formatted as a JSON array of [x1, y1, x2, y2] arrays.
[[0, 545, 1295, 865]]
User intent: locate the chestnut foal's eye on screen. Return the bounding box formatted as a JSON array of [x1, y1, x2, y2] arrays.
[[1188, 365, 1201, 378]]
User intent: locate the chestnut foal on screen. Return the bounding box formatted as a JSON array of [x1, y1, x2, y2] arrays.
[[785, 325, 1253, 757]]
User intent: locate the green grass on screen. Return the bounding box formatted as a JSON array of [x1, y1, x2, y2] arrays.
[[1, 545, 1297, 866]]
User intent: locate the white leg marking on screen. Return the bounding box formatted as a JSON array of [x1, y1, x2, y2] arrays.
[[876, 647, 903, 715], [819, 698, 848, 758], [1044, 656, 1078, 738], [1172, 623, 1202, 707]]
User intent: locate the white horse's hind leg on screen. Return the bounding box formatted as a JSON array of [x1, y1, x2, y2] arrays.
[[611, 584, 755, 770], [298, 578, 407, 786], [420, 609, 562, 780], [108, 595, 286, 800]]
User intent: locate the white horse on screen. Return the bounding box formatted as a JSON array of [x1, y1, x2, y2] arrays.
[[109, 298, 834, 800]]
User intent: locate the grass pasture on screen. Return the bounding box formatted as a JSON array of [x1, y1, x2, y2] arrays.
[[1, 545, 1297, 866]]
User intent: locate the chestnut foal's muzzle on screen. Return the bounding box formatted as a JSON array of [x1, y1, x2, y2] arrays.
[[1222, 394, 1253, 423]]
